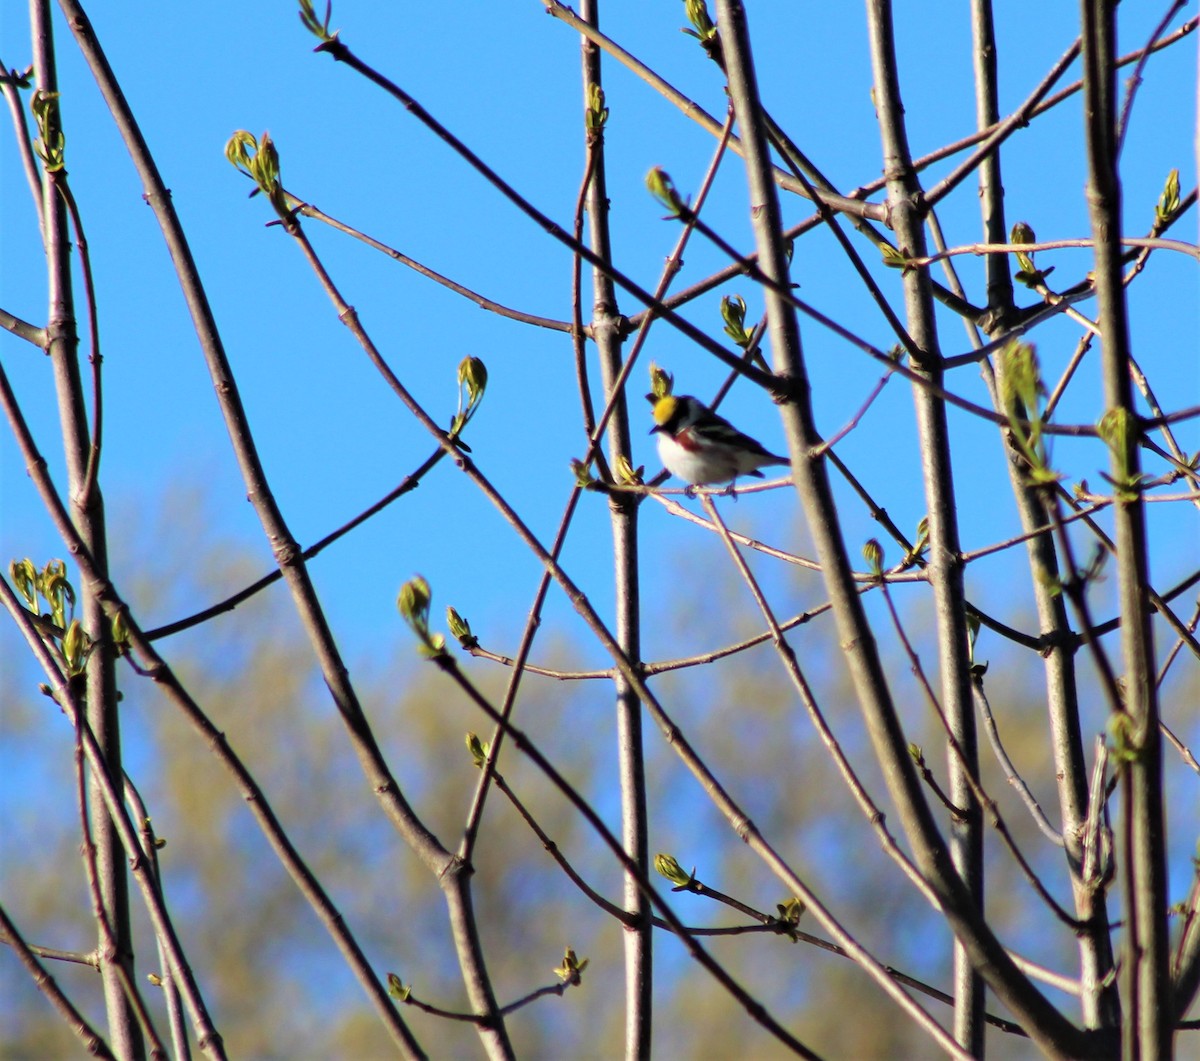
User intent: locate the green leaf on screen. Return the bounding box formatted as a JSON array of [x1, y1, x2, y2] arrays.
[[1009, 221, 1035, 245], [10, 559, 37, 610], [31, 90, 65, 171], [997, 341, 1043, 419], [1009, 221, 1042, 283], [903, 517, 929, 567], [775, 897, 806, 939], [683, 0, 717, 42], [399, 577, 451, 660], [1107, 712, 1141, 763], [996, 341, 1061, 482], [38, 559, 74, 629], [613, 454, 643, 486], [111, 609, 131, 653], [1096, 406, 1130, 456], [225, 130, 286, 212], [225, 130, 257, 174], [570, 459, 596, 489], [298, 0, 338, 43], [1096, 407, 1145, 499], [420, 633, 446, 659], [448, 357, 488, 449]]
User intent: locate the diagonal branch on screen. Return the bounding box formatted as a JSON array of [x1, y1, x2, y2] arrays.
[[714, 0, 1088, 1052]]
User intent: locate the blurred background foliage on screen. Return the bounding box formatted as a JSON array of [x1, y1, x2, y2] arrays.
[[8, 489, 1192, 1057]]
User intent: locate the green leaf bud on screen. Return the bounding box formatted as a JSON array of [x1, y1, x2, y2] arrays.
[[10, 559, 37, 610], [585, 82, 608, 132], [861, 538, 883, 575], [554, 948, 589, 985], [646, 362, 674, 401], [1155, 168, 1180, 227], [62, 618, 91, 676], [720, 294, 751, 347], [458, 356, 488, 411], [446, 606, 477, 649], [654, 852, 692, 888], [465, 732, 489, 767], [646, 166, 686, 218], [397, 576, 432, 633]]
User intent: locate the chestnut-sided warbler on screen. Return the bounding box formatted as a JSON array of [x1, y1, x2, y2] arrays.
[[649, 393, 789, 486]]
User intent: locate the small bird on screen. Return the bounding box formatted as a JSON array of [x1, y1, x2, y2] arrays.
[[649, 393, 789, 487]]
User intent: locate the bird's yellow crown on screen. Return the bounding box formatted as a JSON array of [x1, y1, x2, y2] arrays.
[[651, 394, 680, 428]]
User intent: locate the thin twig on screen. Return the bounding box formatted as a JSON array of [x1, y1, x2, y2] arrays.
[[424, 650, 824, 1058], [312, 33, 781, 396], [0, 903, 115, 1059], [1114, 1, 1188, 158], [287, 190, 576, 335], [70, 702, 168, 1058], [971, 680, 1064, 846], [1, 576, 224, 1058], [146, 446, 450, 640], [878, 575, 1083, 929], [541, 0, 887, 222], [909, 236, 1199, 267], [0, 52, 45, 233], [2, 351, 421, 1058], [702, 494, 942, 909]]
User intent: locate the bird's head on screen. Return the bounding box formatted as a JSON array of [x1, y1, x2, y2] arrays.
[[649, 394, 696, 436]]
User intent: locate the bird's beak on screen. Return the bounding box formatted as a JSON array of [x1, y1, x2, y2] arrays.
[[649, 424, 662, 435]]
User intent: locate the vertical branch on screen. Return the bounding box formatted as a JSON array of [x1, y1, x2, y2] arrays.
[[1079, 2, 1170, 1057], [864, 1, 982, 1049], [29, 3, 143, 1056], [577, 5, 651, 1056], [715, 2, 1084, 1053], [970, 0, 1120, 1029], [969, 0, 1015, 327]]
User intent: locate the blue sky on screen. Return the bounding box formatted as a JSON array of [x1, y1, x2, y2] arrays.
[[2, 0, 1198, 1050], [2, 3, 1196, 653]]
